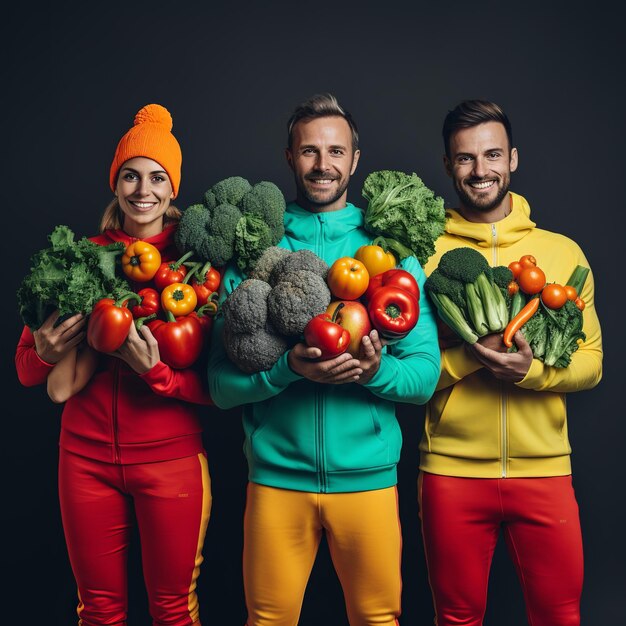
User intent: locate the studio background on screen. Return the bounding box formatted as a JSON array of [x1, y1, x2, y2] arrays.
[[4, 1, 623, 624]]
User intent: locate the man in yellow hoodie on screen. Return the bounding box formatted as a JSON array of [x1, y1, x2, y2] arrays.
[[418, 100, 603, 626]]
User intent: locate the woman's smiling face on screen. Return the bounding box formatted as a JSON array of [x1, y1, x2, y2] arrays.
[[115, 157, 174, 238]]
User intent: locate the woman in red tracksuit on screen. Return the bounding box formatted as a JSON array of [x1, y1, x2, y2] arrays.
[[15, 104, 212, 626]]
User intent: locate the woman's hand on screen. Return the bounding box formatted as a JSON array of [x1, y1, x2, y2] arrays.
[[33, 311, 86, 364], [110, 323, 160, 374]]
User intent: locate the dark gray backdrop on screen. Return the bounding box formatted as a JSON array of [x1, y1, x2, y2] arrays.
[[4, 1, 623, 624]]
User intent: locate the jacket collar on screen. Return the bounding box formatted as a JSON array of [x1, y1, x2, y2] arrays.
[[284, 201, 365, 245]]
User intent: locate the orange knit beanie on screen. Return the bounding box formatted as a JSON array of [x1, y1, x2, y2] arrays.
[[109, 104, 182, 198]]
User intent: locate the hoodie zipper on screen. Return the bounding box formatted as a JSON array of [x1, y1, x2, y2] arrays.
[[491, 223, 508, 477], [316, 213, 327, 492]]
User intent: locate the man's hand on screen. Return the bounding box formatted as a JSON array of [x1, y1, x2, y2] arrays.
[[288, 342, 363, 384], [469, 331, 533, 383], [355, 329, 386, 385], [110, 323, 160, 374], [33, 311, 87, 364]]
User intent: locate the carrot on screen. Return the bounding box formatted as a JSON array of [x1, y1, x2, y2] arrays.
[[502, 297, 540, 347]]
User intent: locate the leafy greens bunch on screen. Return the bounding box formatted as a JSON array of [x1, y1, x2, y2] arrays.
[[17, 225, 130, 330], [361, 170, 446, 266]]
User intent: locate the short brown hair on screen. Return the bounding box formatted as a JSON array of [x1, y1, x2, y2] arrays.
[[287, 93, 359, 151], [442, 100, 513, 158]]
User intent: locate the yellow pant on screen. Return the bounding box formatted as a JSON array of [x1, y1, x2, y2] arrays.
[[243, 483, 402, 626]]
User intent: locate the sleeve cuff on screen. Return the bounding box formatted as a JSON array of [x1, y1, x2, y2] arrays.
[[515, 359, 544, 388], [138, 360, 169, 385], [266, 351, 303, 387]]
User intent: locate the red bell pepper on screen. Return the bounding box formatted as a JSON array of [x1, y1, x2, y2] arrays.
[[367, 286, 419, 341], [131, 288, 160, 319], [147, 311, 204, 369], [87, 292, 141, 353], [189, 297, 219, 345], [153, 251, 195, 291], [364, 268, 420, 304], [303, 302, 351, 359], [188, 262, 222, 307]]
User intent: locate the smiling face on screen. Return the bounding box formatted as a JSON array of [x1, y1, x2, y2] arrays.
[[115, 157, 174, 238], [445, 121, 518, 222], [286, 115, 360, 213]]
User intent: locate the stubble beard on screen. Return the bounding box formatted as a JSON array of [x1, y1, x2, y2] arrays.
[[454, 175, 510, 213]]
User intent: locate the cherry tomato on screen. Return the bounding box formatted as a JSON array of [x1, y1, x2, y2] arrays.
[[519, 254, 537, 269], [540, 283, 568, 309], [518, 266, 546, 295], [508, 261, 523, 279], [507, 280, 519, 296], [564, 285, 578, 301], [574, 297, 585, 311]]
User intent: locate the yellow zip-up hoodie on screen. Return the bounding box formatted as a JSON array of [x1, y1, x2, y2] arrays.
[[419, 192, 603, 478]]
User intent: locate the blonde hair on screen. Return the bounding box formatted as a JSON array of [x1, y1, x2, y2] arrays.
[[99, 198, 181, 233]]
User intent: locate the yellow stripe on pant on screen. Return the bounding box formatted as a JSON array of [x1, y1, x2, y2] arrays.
[[243, 483, 402, 626]]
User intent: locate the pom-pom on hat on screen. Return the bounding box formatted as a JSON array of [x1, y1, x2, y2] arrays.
[[109, 103, 182, 198]]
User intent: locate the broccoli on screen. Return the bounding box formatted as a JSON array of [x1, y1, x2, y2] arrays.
[[241, 181, 287, 244], [176, 176, 287, 271], [268, 249, 329, 286], [212, 176, 253, 206], [247, 246, 291, 283], [224, 322, 290, 374], [221, 279, 272, 334], [267, 270, 331, 336], [361, 170, 446, 265], [220, 248, 331, 372], [424, 268, 479, 344], [437, 247, 509, 335]]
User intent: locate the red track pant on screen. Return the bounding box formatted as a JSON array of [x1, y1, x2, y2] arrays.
[[59, 449, 211, 626], [418, 473, 583, 626]]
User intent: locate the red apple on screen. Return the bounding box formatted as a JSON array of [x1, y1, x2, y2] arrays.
[[326, 299, 372, 357]]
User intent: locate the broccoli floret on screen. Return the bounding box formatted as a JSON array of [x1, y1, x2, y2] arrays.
[[268, 249, 329, 286], [267, 270, 331, 336], [492, 265, 514, 290], [211, 176, 252, 206], [203, 189, 217, 210], [437, 247, 508, 334], [425, 269, 479, 344], [247, 246, 291, 283], [241, 181, 286, 244], [234, 213, 274, 273], [202, 204, 241, 267], [174, 203, 211, 260], [223, 322, 290, 374], [492, 264, 514, 311], [221, 279, 272, 334]]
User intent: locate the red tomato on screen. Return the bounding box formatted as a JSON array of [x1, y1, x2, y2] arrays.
[[507, 280, 519, 296], [574, 297, 585, 311], [564, 285, 578, 301], [517, 266, 546, 295], [519, 254, 537, 269], [327, 257, 370, 300], [541, 283, 568, 309], [508, 261, 523, 279]]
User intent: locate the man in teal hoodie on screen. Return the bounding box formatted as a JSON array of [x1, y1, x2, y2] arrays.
[[207, 93, 440, 626]]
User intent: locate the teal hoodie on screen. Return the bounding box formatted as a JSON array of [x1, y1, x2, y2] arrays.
[[207, 202, 440, 493]]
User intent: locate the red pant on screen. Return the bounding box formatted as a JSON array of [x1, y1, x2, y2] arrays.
[[59, 449, 211, 626], [419, 473, 583, 626]]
